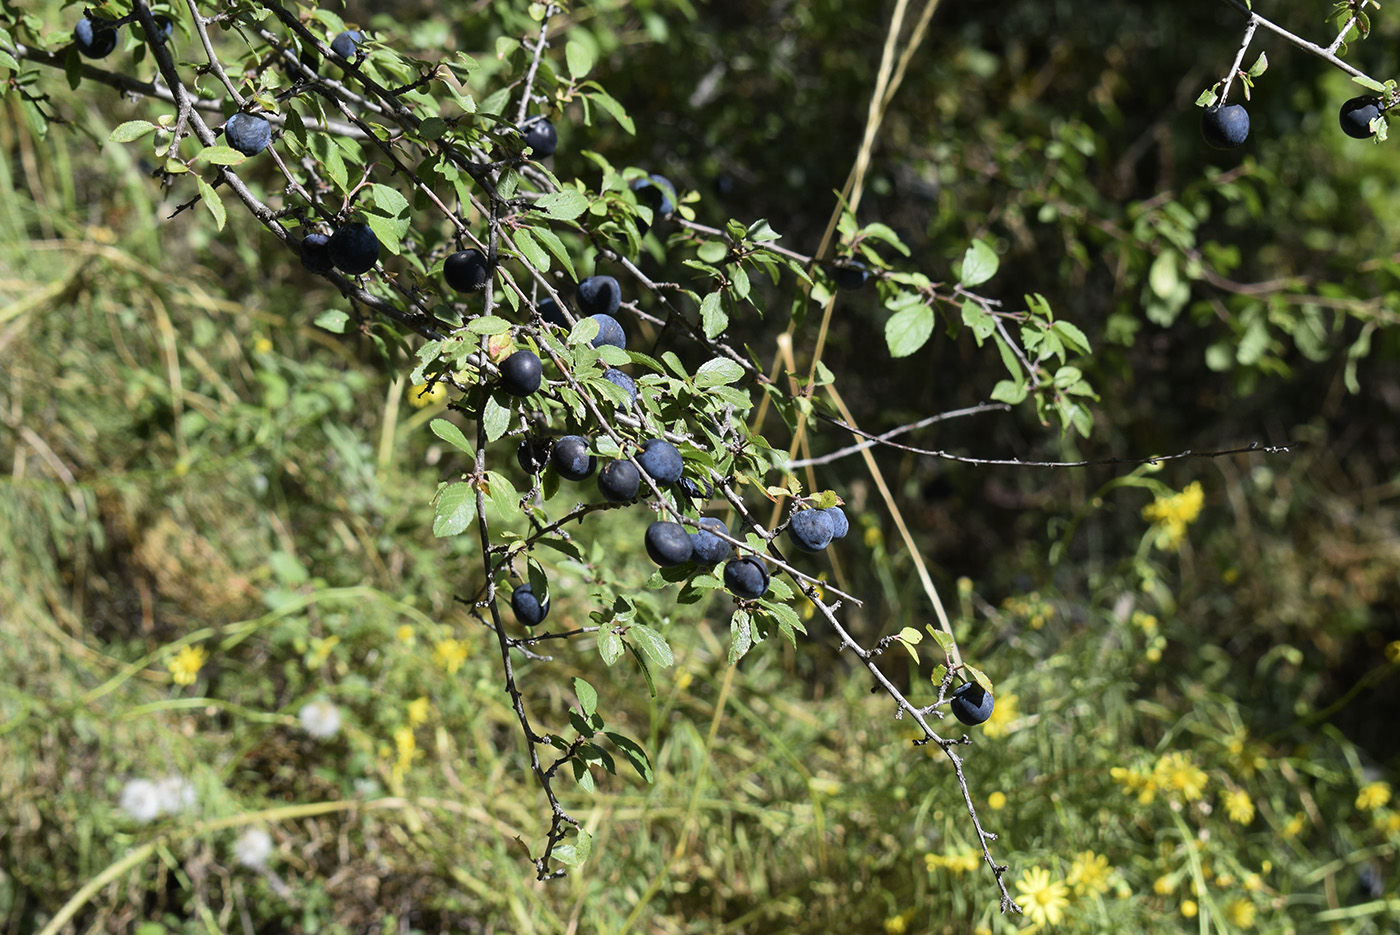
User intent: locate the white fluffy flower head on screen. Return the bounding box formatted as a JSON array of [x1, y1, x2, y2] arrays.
[[299, 699, 342, 739], [233, 827, 274, 869]]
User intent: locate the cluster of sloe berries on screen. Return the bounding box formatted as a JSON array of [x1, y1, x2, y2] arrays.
[[1201, 93, 1391, 150]]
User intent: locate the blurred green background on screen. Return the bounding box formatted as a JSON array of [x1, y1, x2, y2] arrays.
[[4, 1, 1400, 933]]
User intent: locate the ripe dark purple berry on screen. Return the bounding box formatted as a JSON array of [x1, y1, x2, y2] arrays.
[[588, 313, 626, 350], [517, 436, 552, 475], [224, 113, 272, 156], [690, 517, 732, 565], [331, 30, 363, 59], [676, 476, 713, 504], [603, 368, 637, 403], [577, 276, 622, 317], [597, 460, 640, 502], [1201, 103, 1250, 150], [74, 17, 118, 58], [551, 435, 595, 481], [637, 439, 683, 484], [724, 557, 770, 599], [300, 233, 334, 274], [645, 521, 694, 567], [499, 350, 542, 397], [539, 296, 569, 327], [521, 117, 557, 157], [327, 222, 381, 275], [511, 583, 549, 627], [824, 506, 849, 539], [829, 261, 870, 291], [1340, 96, 1384, 139], [949, 682, 994, 726], [788, 509, 835, 553], [444, 249, 489, 292]]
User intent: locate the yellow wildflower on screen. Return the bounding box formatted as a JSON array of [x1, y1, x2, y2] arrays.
[[925, 851, 980, 874], [407, 696, 430, 726], [1281, 812, 1305, 838], [168, 645, 208, 686], [1015, 866, 1070, 928], [306, 635, 340, 669], [410, 381, 447, 408], [1224, 898, 1256, 929], [432, 638, 470, 674], [1110, 764, 1156, 804], [1153, 875, 1175, 895], [982, 692, 1019, 739], [1387, 640, 1400, 663], [1066, 850, 1114, 897], [1357, 781, 1391, 811], [988, 791, 1007, 810], [395, 624, 416, 644], [1223, 788, 1255, 825], [1242, 873, 1263, 892], [1142, 481, 1204, 550], [1152, 751, 1208, 802], [394, 725, 416, 763], [1181, 900, 1198, 918], [1374, 809, 1400, 835], [252, 336, 273, 354], [883, 910, 913, 935]]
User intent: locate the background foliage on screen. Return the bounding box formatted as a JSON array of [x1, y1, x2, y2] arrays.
[[4, 1, 1400, 933]]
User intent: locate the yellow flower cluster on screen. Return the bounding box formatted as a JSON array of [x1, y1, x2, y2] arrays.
[[1141, 481, 1204, 550], [1001, 591, 1055, 630], [1066, 850, 1114, 897], [432, 638, 471, 674], [168, 645, 208, 686], [1222, 788, 1255, 825], [1357, 781, 1391, 811], [1110, 751, 1209, 804], [924, 851, 981, 874]]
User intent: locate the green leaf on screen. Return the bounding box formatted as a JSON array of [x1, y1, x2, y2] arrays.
[[553, 829, 592, 868], [482, 394, 510, 443], [885, 304, 934, 357], [1352, 74, 1388, 93], [1246, 51, 1268, 78], [583, 85, 635, 134], [626, 641, 658, 698], [697, 239, 728, 264], [313, 309, 350, 333], [598, 626, 624, 665], [728, 608, 753, 664], [573, 677, 597, 718], [1051, 320, 1092, 356], [430, 418, 474, 455], [700, 291, 728, 338], [965, 665, 993, 694], [960, 299, 995, 345], [196, 145, 247, 167], [466, 316, 513, 335], [565, 40, 595, 79], [432, 483, 476, 537], [512, 228, 551, 272], [605, 731, 654, 782], [694, 358, 745, 387], [990, 379, 1028, 405], [959, 239, 999, 287], [195, 175, 226, 231], [627, 624, 674, 668], [926, 628, 957, 655], [528, 226, 578, 281], [537, 189, 590, 221], [109, 120, 158, 143], [484, 471, 518, 518], [1149, 250, 1178, 299]]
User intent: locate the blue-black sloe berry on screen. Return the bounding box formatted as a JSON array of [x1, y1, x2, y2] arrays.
[[577, 276, 622, 317], [327, 222, 381, 275], [74, 17, 118, 58], [724, 557, 770, 599], [444, 249, 489, 292], [949, 682, 994, 726], [603, 368, 637, 403], [300, 233, 334, 274], [829, 261, 870, 291], [788, 509, 835, 553], [499, 350, 542, 397], [638, 439, 683, 484], [1201, 103, 1250, 150], [511, 583, 549, 627], [539, 296, 569, 327], [597, 460, 640, 502], [331, 30, 363, 59], [1340, 96, 1384, 139], [690, 517, 732, 565], [225, 113, 272, 156], [824, 506, 849, 539], [589, 313, 626, 350], [645, 521, 694, 567], [517, 436, 552, 475], [521, 117, 557, 157], [551, 435, 595, 481]]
